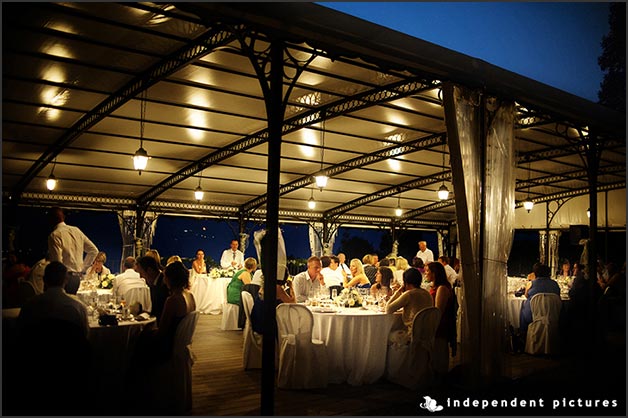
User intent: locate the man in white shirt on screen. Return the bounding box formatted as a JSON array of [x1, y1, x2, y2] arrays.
[[438, 256, 458, 287], [114, 256, 146, 295], [47, 207, 99, 294], [220, 239, 244, 270], [415, 240, 434, 265], [292, 256, 325, 302], [320, 255, 344, 288]]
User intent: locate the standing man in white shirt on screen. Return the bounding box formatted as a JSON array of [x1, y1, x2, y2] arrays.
[[292, 256, 325, 302], [415, 240, 434, 265], [220, 239, 244, 270], [47, 207, 99, 295]]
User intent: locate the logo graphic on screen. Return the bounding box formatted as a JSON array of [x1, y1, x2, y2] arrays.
[[419, 396, 444, 412]]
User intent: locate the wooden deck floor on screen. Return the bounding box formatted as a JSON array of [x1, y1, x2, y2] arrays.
[[187, 313, 600, 416]]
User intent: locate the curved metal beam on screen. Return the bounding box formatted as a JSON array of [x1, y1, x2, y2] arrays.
[[139, 74, 438, 205], [243, 132, 446, 213], [10, 25, 236, 202]]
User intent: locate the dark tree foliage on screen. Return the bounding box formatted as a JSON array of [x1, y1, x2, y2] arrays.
[[597, 2, 626, 112], [339, 235, 374, 261]]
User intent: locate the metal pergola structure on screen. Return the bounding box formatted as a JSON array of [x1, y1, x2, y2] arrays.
[[2, 3, 625, 412], [3, 3, 624, 232]]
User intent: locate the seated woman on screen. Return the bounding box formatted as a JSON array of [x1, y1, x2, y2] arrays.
[[386, 268, 433, 347], [425, 261, 457, 372], [227, 257, 257, 329], [250, 271, 295, 335], [191, 249, 207, 276], [84, 251, 110, 285], [132, 261, 196, 366], [344, 258, 371, 288], [371, 266, 394, 300]]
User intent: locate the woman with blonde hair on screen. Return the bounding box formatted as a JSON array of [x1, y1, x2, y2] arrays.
[[393, 256, 409, 290], [344, 258, 371, 288], [145, 249, 163, 271], [85, 251, 110, 284], [227, 257, 257, 329]]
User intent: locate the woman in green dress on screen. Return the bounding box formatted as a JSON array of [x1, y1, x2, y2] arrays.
[[226, 257, 257, 328]]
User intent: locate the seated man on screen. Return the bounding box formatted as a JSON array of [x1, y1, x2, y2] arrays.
[[18, 261, 89, 338], [16, 261, 91, 415], [519, 262, 560, 334], [320, 255, 344, 289], [292, 256, 325, 302], [114, 256, 146, 295]]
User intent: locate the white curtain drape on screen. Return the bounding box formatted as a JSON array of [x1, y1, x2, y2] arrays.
[[548, 230, 561, 278], [308, 223, 337, 257], [449, 86, 482, 372], [482, 99, 516, 378]]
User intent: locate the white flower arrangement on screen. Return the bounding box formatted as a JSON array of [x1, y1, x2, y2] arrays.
[[209, 267, 236, 279], [335, 287, 363, 307], [98, 273, 116, 289]]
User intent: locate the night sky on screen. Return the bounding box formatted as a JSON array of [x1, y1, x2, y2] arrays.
[[320, 2, 610, 102]]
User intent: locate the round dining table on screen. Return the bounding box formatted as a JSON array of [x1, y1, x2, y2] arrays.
[[309, 306, 403, 386], [88, 314, 156, 413]]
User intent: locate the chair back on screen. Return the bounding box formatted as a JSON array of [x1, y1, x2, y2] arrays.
[[276, 303, 314, 344], [241, 291, 254, 322], [525, 293, 561, 355], [530, 293, 561, 326], [173, 311, 200, 356], [411, 306, 441, 350], [123, 285, 152, 313]]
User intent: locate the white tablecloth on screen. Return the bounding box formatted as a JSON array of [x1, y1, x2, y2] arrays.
[[88, 315, 156, 413], [190, 274, 230, 315], [310, 307, 402, 386]]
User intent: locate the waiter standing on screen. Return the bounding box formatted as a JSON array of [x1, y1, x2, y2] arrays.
[[47, 207, 99, 294], [220, 239, 244, 270]]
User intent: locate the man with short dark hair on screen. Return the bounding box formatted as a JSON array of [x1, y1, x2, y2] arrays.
[[18, 261, 89, 338], [292, 256, 325, 302], [519, 262, 560, 333], [220, 239, 244, 269], [135, 255, 169, 323], [321, 255, 344, 288]]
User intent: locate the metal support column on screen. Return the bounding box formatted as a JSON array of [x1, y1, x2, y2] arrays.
[[259, 40, 284, 416]]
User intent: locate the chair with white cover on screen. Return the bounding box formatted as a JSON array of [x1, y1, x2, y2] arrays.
[[386, 306, 441, 390], [275, 303, 328, 389], [525, 293, 561, 355], [221, 280, 240, 330], [148, 310, 200, 415], [121, 285, 152, 313], [241, 291, 262, 369]]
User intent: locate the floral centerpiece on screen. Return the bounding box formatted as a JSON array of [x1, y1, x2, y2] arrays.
[[335, 288, 363, 307], [209, 267, 236, 279], [97, 273, 116, 289]]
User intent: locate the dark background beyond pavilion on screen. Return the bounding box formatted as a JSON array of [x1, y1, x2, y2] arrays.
[[3, 207, 625, 277]]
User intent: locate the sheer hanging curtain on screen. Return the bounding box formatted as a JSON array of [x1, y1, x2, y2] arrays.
[[482, 99, 516, 378], [308, 223, 323, 257], [448, 85, 482, 372]]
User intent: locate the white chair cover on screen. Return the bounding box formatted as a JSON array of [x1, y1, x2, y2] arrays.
[[276, 304, 328, 389], [121, 285, 152, 314], [241, 291, 263, 369], [525, 293, 561, 355], [386, 306, 441, 390], [148, 310, 200, 415], [220, 279, 240, 331]]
